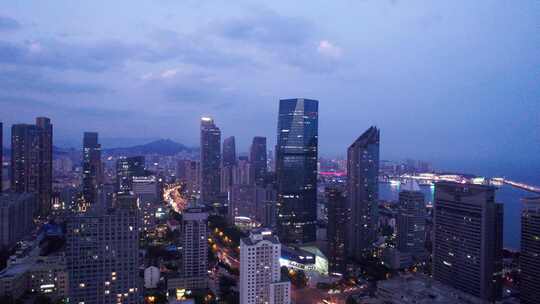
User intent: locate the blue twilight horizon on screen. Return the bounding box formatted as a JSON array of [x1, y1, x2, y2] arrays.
[[0, 0, 539, 171]]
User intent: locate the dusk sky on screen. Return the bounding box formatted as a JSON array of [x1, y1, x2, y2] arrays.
[[1, 1, 539, 171]]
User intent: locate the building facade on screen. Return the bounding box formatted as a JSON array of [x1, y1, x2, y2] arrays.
[[180, 207, 208, 290], [240, 229, 290, 304], [396, 181, 426, 262], [11, 118, 53, 214], [520, 196, 540, 304], [0, 192, 37, 247], [221, 136, 237, 194], [82, 132, 102, 205], [250, 136, 267, 186], [200, 117, 221, 204], [276, 98, 318, 244], [116, 156, 145, 193], [433, 182, 503, 301], [326, 186, 348, 274], [66, 194, 141, 304], [347, 126, 379, 258]]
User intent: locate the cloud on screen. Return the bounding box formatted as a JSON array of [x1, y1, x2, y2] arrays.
[[0, 39, 137, 72], [0, 16, 20, 31], [317, 40, 343, 59], [141, 29, 256, 68], [216, 9, 313, 46], [0, 68, 110, 94]]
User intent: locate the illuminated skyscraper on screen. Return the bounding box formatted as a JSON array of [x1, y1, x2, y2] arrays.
[[347, 126, 379, 258], [11, 117, 53, 214], [276, 98, 318, 244], [520, 197, 540, 304], [250, 136, 267, 186], [82, 132, 102, 205], [433, 182, 503, 301], [200, 117, 221, 204]]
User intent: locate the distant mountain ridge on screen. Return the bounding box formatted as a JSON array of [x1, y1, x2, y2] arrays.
[[102, 139, 197, 156], [2, 139, 197, 157]]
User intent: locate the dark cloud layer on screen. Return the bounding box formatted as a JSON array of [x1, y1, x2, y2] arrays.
[[0, 15, 20, 31], [0, 1, 538, 172]]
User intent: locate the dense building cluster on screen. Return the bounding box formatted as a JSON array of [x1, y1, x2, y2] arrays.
[[0, 101, 538, 304]]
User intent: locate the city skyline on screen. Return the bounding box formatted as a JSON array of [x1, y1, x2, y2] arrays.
[[0, 1, 538, 169], [1, 2, 539, 304]]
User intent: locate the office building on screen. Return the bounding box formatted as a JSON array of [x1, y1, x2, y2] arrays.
[[0, 254, 68, 301], [433, 182, 503, 301], [221, 136, 237, 193], [276, 98, 318, 244], [66, 194, 141, 304], [116, 156, 145, 193], [200, 117, 221, 204], [240, 229, 290, 304], [396, 180, 426, 262], [326, 186, 348, 274], [520, 196, 540, 304], [82, 132, 102, 205], [11, 117, 53, 214], [222, 136, 237, 167], [0, 192, 37, 247], [250, 136, 267, 186], [347, 126, 379, 258]]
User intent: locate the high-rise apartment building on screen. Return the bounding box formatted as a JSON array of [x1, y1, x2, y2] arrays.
[[240, 229, 290, 304], [396, 180, 426, 261], [11, 117, 53, 214], [200, 117, 221, 204], [170, 207, 208, 291], [520, 196, 540, 304], [276, 98, 318, 244], [66, 194, 141, 304], [347, 126, 379, 258], [82, 132, 102, 205], [250, 136, 267, 186], [433, 182, 503, 301], [326, 186, 348, 274]]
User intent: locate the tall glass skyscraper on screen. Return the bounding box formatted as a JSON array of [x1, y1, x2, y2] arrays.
[[276, 98, 318, 244], [250, 136, 267, 186], [82, 132, 102, 205], [221, 136, 236, 193], [347, 126, 379, 258], [200, 117, 221, 204]]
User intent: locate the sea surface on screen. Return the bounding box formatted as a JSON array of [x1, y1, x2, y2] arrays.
[[379, 177, 539, 251]]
